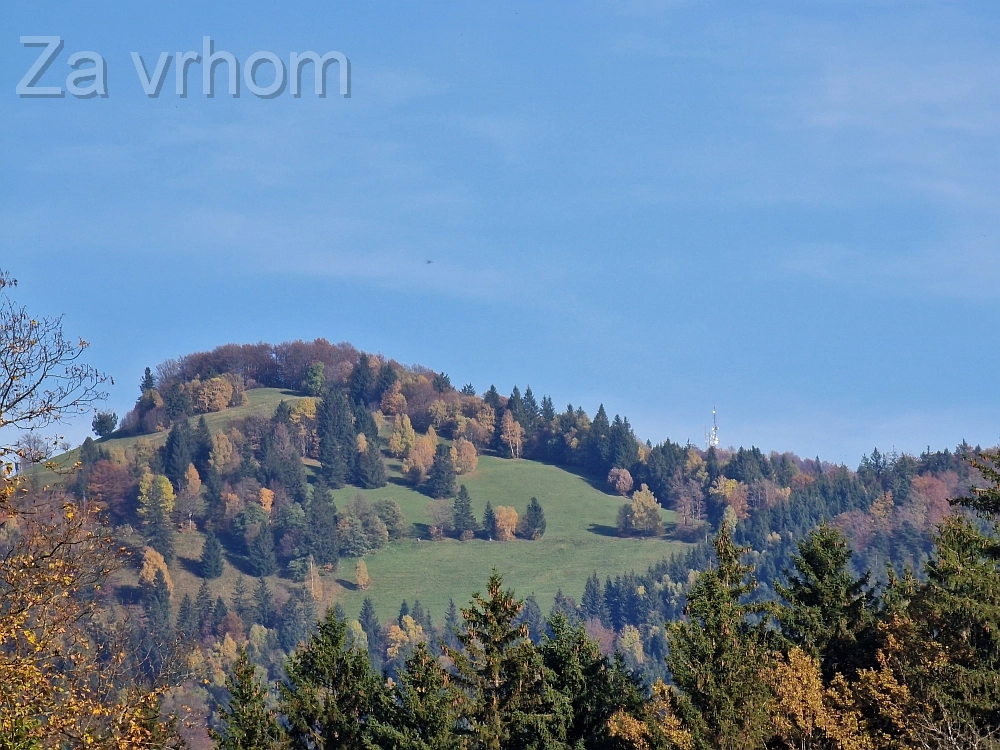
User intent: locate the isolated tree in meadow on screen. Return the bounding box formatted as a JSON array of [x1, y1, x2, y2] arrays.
[[617, 484, 663, 537], [453, 485, 478, 539], [91, 409, 118, 438], [356, 559, 372, 590], [201, 531, 225, 579], [607, 467, 633, 496], [428, 442, 457, 499]]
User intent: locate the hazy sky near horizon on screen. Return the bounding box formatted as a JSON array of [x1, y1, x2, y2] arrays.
[[3, 2, 1000, 465]]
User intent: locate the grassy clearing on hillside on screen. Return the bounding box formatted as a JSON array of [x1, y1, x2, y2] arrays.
[[325, 455, 688, 622], [46, 387, 689, 629]]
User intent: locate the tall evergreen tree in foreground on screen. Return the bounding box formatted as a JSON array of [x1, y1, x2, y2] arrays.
[[666, 521, 776, 749], [777, 523, 877, 681], [280, 607, 392, 747], [211, 649, 282, 750], [445, 572, 569, 748]]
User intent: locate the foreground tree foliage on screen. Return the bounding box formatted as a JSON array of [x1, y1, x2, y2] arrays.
[[0, 268, 181, 748]]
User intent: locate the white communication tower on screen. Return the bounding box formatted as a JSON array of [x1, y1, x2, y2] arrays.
[[706, 406, 719, 449]]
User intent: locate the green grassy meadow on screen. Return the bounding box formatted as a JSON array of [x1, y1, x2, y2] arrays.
[[53, 389, 690, 628]]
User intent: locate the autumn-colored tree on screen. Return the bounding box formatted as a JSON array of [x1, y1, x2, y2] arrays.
[[494, 506, 519, 541], [183, 462, 201, 497], [608, 467, 634, 496], [258, 487, 274, 515], [380, 380, 407, 416], [402, 427, 436, 483], [452, 436, 479, 474], [0, 268, 181, 747], [192, 376, 234, 413], [767, 648, 870, 750], [356, 559, 372, 590], [388, 413, 417, 458], [617, 484, 663, 537], [500, 410, 524, 458], [86, 458, 135, 517], [139, 546, 175, 595], [709, 476, 750, 520]]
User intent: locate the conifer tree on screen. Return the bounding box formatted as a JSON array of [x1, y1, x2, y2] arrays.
[[517, 594, 544, 644], [253, 576, 275, 628], [587, 405, 612, 474], [280, 607, 392, 748], [200, 531, 225, 579], [211, 649, 282, 750], [359, 597, 382, 660], [444, 572, 569, 748], [453, 485, 478, 538], [317, 388, 354, 488], [776, 524, 876, 681], [665, 524, 776, 749], [482, 501, 498, 540], [398, 600, 410, 626], [163, 421, 193, 492], [232, 575, 250, 622], [248, 524, 278, 577], [193, 415, 213, 476], [140, 366, 156, 393], [379, 643, 465, 748], [355, 439, 387, 489], [519, 497, 546, 540], [303, 488, 339, 567], [143, 569, 172, 638], [443, 598, 462, 651], [214, 597, 229, 633], [428, 443, 457, 499], [301, 361, 325, 397], [177, 593, 197, 641], [581, 572, 608, 625], [196, 579, 214, 637], [278, 587, 317, 653], [143, 482, 176, 563], [349, 353, 376, 405]]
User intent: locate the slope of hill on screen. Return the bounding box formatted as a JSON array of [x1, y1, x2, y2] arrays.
[[51, 386, 686, 625]]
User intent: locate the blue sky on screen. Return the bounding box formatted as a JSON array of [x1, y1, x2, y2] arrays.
[[3, 2, 999, 464]]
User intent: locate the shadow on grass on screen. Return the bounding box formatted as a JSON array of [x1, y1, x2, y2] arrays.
[[336, 579, 359, 592], [588, 523, 620, 538], [179, 556, 203, 577]]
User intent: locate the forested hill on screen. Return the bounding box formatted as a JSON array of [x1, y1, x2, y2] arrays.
[[18, 336, 996, 748]]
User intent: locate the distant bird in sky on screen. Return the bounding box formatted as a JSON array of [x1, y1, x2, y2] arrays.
[[425, 260, 433, 264]]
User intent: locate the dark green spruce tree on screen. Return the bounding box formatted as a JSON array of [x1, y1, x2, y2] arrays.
[[665, 523, 776, 750], [453, 485, 478, 538], [355, 438, 388, 489], [201, 531, 225, 579], [776, 523, 877, 681], [211, 649, 282, 750], [482, 501, 498, 541], [248, 524, 278, 577], [280, 607, 393, 748], [428, 443, 456, 499], [519, 497, 546, 540], [317, 388, 355, 488]]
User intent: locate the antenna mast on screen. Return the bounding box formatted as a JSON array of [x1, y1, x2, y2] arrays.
[[707, 406, 719, 449]]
